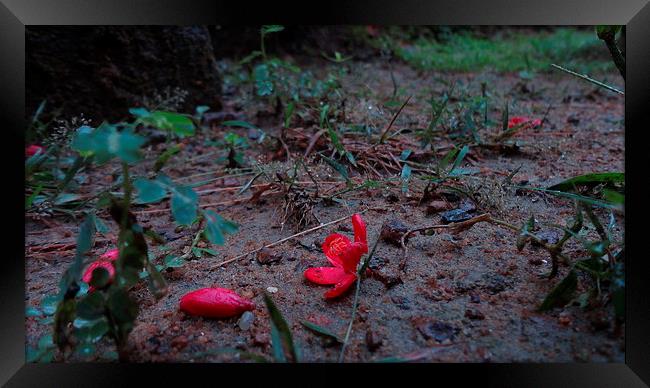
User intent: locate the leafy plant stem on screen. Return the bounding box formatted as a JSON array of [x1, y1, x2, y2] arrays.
[[338, 237, 380, 363]]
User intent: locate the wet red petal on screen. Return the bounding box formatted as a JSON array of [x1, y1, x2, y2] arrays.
[[179, 287, 255, 318], [507, 116, 529, 128], [351, 214, 368, 248], [304, 267, 348, 285], [81, 260, 115, 285], [324, 273, 357, 299], [339, 242, 366, 273], [322, 233, 351, 268], [99, 248, 119, 261], [25, 144, 45, 158]]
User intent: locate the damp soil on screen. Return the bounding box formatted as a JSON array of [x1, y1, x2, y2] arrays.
[[25, 58, 625, 363]]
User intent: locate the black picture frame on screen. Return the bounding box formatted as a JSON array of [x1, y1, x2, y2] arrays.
[[3, 0, 649, 386]]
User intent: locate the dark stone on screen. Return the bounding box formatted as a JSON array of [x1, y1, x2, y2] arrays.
[[469, 293, 481, 303], [27, 26, 223, 122], [365, 329, 383, 352], [465, 308, 485, 320], [368, 256, 389, 270], [256, 248, 282, 265], [440, 208, 473, 224], [482, 273, 512, 295], [414, 319, 460, 342], [390, 295, 412, 310], [380, 219, 409, 246]]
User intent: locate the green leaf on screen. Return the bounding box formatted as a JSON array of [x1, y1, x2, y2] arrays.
[[76, 343, 96, 357], [170, 185, 199, 226], [320, 154, 349, 182], [401, 164, 412, 194], [154, 144, 182, 173], [89, 266, 111, 289], [38, 333, 54, 350], [450, 145, 469, 174], [301, 321, 343, 343], [53, 193, 82, 206], [134, 178, 168, 204], [195, 105, 210, 117], [144, 260, 168, 299], [72, 123, 146, 164], [222, 120, 259, 130], [254, 64, 274, 96], [263, 293, 298, 363], [547, 172, 624, 192], [41, 295, 62, 316], [76, 292, 106, 320], [262, 25, 285, 34], [538, 270, 578, 311], [93, 216, 110, 235], [164, 255, 185, 268], [501, 102, 509, 132], [75, 318, 109, 343], [137, 111, 195, 137], [203, 210, 238, 245], [26, 306, 42, 317]]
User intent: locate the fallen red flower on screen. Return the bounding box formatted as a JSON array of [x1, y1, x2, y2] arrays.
[[25, 144, 45, 158], [81, 260, 116, 292], [304, 214, 368, 299], [507, 116, 542, 130], [179, 287, 255, 318]]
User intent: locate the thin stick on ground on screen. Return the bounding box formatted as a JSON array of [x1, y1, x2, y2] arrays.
[[209, 208, 375, 270], [551, 64, 624, 95]]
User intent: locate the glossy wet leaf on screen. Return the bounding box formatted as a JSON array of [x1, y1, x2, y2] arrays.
[[301, 320, 343, 343], [134, 178, 168, 204], [538, 270, 578, 311], [164, 255, 186, 268], [203, 210, 238, 245], [76, 292, 105, 320], [547, 172, 624, 192], [41, 295, 62, 316], [263, 293, 298, 363], [170, 185, 199, 226], [72, 123, 146, 164], [89, 266, 111, 289], [254, 64, 273, 96], [137, 111, 196, 137]]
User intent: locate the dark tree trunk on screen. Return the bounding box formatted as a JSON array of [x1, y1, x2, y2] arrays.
[[26, 26, 223, 122]]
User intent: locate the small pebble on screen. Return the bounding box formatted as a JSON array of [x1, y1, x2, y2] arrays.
[[237, 311, 255, 331], [266, 286, 278, 294]]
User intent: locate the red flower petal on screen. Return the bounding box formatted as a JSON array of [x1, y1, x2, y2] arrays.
[[324, 273, 357, 299], [339, 242, 366, 273], [100, 248, 119, 261], [304, 267, 348, 285], [352, 214, 367, 248], [179, 287, 255, 318], [322, 233, 351, 268], [507, 116, 529, 128], [81, 260, 115, 285], [25, 144, 45, 158]]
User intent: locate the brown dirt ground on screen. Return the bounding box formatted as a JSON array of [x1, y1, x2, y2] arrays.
[[25, 58, 625, 362]]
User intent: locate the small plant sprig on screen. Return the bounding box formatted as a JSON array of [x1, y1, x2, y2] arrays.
[[49, 108, 239, 361]]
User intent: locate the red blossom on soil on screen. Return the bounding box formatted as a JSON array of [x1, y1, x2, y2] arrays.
[[507, 116, 542, 130], [25, 144, 45, 158], [179, 287, 255, 318], [304, 214, 368, 299], [81, 260, 116, 292], [99, 248, 119, 261]]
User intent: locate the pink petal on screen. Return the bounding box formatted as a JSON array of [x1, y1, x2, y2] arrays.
[[304, 267, 348, 285], [352, 214, 368, 248], [100, 248, 119, 261], [324, 273, 357, 299], [81, 260, 115, 285], [179, 287, 255, 318], [322, 233, 351, 268]]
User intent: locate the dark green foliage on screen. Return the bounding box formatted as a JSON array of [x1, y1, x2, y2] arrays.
[[263, 293, 299, 363], [538, 270, 578, 311]]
